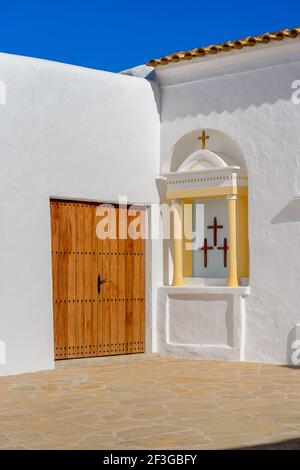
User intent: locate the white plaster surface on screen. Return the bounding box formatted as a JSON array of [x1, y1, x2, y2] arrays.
[[1, 37, 300, 373], [157, 39, 300, 364], [168, 296, 231, 346], [157, 286, 249, 360], [0, 53, 160, 375]]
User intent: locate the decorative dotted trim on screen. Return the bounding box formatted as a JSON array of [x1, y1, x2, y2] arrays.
[[168, 175, 248, 185], [189, 158, 217, 170], [51, 202, 100, 207], [55, 341, 144, 358], [54, 298, 144, 303], [51, 252, 144, 255]]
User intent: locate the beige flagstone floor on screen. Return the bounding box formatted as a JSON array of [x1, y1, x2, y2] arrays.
[[1, 354, 300, 450]]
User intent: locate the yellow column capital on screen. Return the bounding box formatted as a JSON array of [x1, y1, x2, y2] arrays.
[[226, 194, 238, 201]]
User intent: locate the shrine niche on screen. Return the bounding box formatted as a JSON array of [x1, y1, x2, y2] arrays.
[[194, 198, 228, 277], [159, 129, 249, 287]]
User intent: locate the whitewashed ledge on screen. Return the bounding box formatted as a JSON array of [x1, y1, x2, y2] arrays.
[[158, 285, 250, 296], [157, 285, 250, 361]]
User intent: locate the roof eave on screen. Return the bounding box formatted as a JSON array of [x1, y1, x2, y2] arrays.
[[146, 27, 300, 68]]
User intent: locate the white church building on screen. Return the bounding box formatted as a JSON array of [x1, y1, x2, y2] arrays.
[[1, 27, 300, 376]]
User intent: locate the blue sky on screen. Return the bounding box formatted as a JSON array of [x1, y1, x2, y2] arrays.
[[0, 0, 300, 72]]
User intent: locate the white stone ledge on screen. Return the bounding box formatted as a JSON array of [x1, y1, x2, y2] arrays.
[[159, 285, 250, 296], [157, 284, 248, 361]]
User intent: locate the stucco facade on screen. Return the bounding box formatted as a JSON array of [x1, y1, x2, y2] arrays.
[[0, 53, 160, 375], [156, 37, 300, 365], [1, 34, 300, 375]]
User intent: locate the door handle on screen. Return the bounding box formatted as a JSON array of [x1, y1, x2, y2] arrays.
[[97, 274, 106, 294]]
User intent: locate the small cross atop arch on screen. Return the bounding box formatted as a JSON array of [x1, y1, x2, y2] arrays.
[[198, 130, 210, 150]]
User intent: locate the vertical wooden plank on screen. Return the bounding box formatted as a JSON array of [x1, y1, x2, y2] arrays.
[[117, 206, 126, 355], [90, 203, 98, 356], [95, 203, 103, 356], [100, 204, 111, 355], [75, 203, 85, 358], [140, 209, 146, 353], [83, 204, 93, 357], [125, 209, 134, 354], [50, 201, 60, 359], [110, 207, 118, 355], [67, 203, 76, 358], [132, 209, 141, 353], [59, 202, 69, 359], [55, 202, 63, 359]]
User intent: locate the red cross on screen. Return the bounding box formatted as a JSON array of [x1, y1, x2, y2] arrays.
[[207, 217, 223, 246], [218, 238, 229, 268], [199, 238, 214, 268]]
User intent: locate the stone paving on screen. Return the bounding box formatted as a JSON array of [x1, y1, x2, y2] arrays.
[[1, 355, 300, 449]]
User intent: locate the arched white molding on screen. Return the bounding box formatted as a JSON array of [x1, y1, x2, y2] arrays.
[[178, 149, 228, 172], [167, 128, 246, 173]]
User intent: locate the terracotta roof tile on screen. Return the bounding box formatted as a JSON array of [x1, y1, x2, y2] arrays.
[[146, 27, 300, 67]]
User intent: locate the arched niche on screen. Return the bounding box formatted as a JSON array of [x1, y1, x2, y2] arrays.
[[158, 129, 249, 287], [168, 129, 246, 173]]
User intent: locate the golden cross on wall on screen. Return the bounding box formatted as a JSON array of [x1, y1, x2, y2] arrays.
[[198, 130, 210, 150]]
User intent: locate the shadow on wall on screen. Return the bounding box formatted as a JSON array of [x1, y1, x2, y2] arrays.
[[272, 202, 300, 366], [122, 65, 161, 115], [271, 200, 300, 224], [160, 65, 298, 121]]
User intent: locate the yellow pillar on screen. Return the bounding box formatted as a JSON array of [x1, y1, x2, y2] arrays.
[[183, 199, 193, 277], [237, 195, 249, 279], [227, 194, 239, 287], [172, 200, 185, 286]]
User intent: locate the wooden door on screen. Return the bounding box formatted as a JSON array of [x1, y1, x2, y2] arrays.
[[50, 200, 145, 360]]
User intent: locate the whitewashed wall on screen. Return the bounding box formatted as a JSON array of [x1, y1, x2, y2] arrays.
[[157, 38, 300, 364], [1, 37, 300, 374], [0, 53, 160, 375]]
